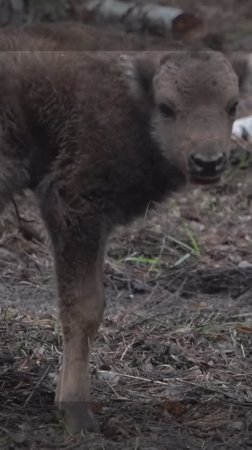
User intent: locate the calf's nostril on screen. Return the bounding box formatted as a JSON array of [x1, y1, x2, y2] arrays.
[[189, 155, 205, 170], [215, 154, 226, 170]]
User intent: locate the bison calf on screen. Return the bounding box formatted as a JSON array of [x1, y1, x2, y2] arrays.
[[0, 45, 248, 433]]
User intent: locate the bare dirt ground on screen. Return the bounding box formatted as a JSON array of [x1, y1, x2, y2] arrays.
[[1, 1, 252, 449]]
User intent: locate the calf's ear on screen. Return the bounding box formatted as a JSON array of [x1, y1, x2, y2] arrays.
[[227, 53, 251, 92], [119, 53, 157, 101]]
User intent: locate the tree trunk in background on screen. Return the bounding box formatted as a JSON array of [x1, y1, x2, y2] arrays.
[[25, 0, 71, 23], [0, 0, 24, 25], [0, 0, 203, 39], [0, 0, 71, 26], [70, 0, 203, 36], [74, 0, 183, 34]]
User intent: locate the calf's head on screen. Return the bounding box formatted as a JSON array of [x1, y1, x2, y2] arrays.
[[121, 51, 247, 182]]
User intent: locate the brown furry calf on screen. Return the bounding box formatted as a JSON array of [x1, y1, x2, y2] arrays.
[[0, 38, 248, 433]]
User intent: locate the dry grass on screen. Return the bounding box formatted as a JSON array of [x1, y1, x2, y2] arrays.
[[0, 287, 252, 449]]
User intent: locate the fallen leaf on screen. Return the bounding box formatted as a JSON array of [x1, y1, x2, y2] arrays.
[[90, 401, 103, 414], [163, 399, 186, 417], [236, 325, 252, 334]]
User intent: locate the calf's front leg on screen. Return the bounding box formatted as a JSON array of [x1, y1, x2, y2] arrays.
[[47, 212, 106, 433], [56, 267, 104, 432]]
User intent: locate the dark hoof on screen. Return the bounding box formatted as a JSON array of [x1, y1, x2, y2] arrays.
[[57, 401, 100, 434]]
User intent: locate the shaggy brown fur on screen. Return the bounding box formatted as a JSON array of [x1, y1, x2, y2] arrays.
[[0, 31, 248, 433]]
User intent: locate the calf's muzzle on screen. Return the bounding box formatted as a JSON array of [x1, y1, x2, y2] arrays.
[[188, 151, 227, 181]]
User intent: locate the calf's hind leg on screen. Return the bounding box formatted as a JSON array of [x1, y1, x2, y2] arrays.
[[45, 208, 106, 433]]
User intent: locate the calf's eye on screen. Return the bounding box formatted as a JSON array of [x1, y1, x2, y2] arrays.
[[159, 103, 176, 120], [227, 101, 238, 118]]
